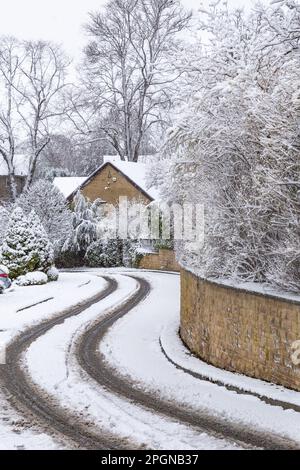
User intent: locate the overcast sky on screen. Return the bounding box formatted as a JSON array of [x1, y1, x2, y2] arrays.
[[0, 0, 255, 61]]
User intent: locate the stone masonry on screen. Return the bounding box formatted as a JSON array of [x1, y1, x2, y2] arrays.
[[180, 268, 300, 391]]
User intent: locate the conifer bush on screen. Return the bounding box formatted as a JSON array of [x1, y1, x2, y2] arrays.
[[0, 207, 54, 279], [85, 238, 124, 267]]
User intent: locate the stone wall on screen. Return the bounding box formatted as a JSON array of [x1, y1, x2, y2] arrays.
[[180, 268, 300, 391], [139, 249, 180, 272]]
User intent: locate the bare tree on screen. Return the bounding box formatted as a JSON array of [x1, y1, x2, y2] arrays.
[[0, 37, 25, 200], [0, 37, 71, 199], [73, 0, 191, 162]]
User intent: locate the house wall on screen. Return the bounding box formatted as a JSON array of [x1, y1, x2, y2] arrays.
[[138, 249, 180, 272], [180, 268, 300, 391], [79, 164, 152, 206], [0, 176, 26, 202]]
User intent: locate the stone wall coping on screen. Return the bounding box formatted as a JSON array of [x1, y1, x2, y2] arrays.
[[181, 264, 300, 307]]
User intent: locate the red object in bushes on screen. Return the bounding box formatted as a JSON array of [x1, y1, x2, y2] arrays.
[[0, 273, 8, 278]]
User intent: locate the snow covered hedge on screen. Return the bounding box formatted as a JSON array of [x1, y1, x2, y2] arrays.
[[85, 238, 124, 268], [156, 1, 300, 292]]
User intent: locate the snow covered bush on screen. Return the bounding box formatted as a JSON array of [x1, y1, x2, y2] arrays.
[[0, 207, 40, 279], [16, 271, 48, 286], [84, 238, 124, 268], [0, 207, 54, 279], [59, 192, 98, 267], [17, 179, 72, 251], [28, 211, 54, 272], [0, 264, 10, 292], [122, 239, 141, 267], [158, 1, 300, 292], [84, 239, 104, 267], [42, 167, 72, 182], [46, 266, 59, 282]]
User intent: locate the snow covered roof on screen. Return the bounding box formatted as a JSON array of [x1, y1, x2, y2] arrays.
[[53, 177, 88, 198], [106, 159, 160, 200], [0, 154, 29, 176], [54, 156, 160, 201]]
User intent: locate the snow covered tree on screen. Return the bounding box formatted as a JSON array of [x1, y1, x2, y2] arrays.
[[0, 208, 40, 278], [0, 38, 71, 200], [157, 1, 300, 292], [17, 179, 72, 250], [60, 192, 97, 266], [27, 210, 54, 273], [71, 0, 191, 162], [0, 207, 54, 279]]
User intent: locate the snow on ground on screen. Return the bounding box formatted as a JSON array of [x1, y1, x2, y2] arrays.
[[100, 271, 300, 445], [25, 273, 239, 450], [5, 268, 300, 450], [0, 272, 107, 449], [0, 398, 61, 450], [0, 272, 107, 354], [161, 317, 300, 407], [0, 272, 105, 318]]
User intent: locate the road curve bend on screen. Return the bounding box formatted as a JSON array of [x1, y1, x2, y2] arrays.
[[0, 271, 299, 450], [0, 276, 125, 450], [77, 273, 300, 451]]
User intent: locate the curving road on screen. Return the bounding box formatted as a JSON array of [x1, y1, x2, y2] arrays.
[[0, 276, 122, 450], [77, 274, 299, 451], [0, 271, 299, 450]]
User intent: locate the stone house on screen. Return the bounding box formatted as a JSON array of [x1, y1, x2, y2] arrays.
[[53, 157, 159, 205], [54, 156, 179, 271]]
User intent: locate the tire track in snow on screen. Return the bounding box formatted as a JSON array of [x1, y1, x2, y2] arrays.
[[77, 273, 300, 451], [0, 276, 128, 450], [1, 270, 298, 450]]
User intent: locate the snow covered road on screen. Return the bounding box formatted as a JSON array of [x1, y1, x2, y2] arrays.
[[0, 270, 300, 450], [0, 272, 108, 449], [22, 272, 240, 450]]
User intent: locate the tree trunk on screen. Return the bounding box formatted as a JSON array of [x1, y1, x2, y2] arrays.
[[8, 173, 18, 202]]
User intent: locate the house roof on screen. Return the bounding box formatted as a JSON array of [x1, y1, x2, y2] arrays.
[[53, 158, 160, 201], [104, 160, 160, 200], [54, 177, 88, 198], [0, 154, 29, 176]]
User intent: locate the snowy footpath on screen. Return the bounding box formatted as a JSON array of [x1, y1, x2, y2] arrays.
[[1, 269, 300, 449]]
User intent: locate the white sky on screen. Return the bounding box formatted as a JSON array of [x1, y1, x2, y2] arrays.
[[0, 0, 255, 62]]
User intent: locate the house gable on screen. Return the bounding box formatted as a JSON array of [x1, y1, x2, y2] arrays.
[[69, 162, 154, 205]]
